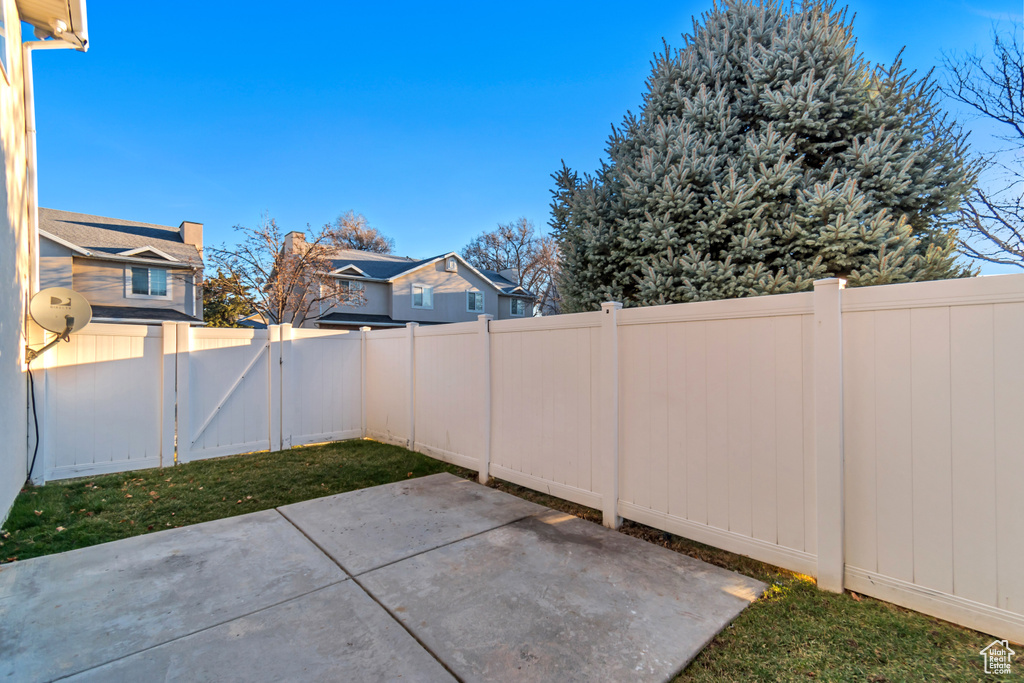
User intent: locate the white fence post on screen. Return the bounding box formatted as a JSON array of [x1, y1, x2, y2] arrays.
[[160, 321, 177, 468], [600, 301, 623, 529], [280, 323, 293, 450], [269, 325, 283, 452], [478, 314, 493, 485], [360, 326, 371, 438], [175, 321, 192, 464], [814, 278, 846, 592], [407, 322, 418, 450]]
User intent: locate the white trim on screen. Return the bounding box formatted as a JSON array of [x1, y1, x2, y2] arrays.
[[445, 256, 458, 273], [844, 566, 1024, 643], [411, 282, 433, 309], [125, 264, 172, 300], [413, 442, 478, 470], [118, 245, 179, 262], [466, 289, 484, 313], [39, 229, 92, 256], [331, 264, 368, 276], [618, 501, 819, 577], [489, 464, 603, 509]]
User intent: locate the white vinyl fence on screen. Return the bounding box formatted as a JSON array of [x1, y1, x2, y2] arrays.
[[32, 322, 363, 478], [363, 274, 1024, 643], [28, 273, 1024, 642]]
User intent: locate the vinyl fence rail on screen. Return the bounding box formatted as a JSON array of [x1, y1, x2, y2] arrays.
[[364, 274, 1024, 643]]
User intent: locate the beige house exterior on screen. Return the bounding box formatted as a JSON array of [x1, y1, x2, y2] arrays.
[[285, 232, 536, 330], [1, 0, 88, 517], [38, 208, 205, 324]]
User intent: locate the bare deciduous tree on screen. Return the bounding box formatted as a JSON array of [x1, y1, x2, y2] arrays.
[[943, 26, 1024, 267], [461, 217, 561, 315], [328, 211, 396, 254], [207, 214, 365, 327]]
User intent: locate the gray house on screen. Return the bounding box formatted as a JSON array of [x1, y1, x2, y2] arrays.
[[38, 208, 205, 324], [285, 232, 535, 330]]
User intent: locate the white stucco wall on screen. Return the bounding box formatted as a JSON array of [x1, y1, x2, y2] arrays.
[[0, 1, 31, 522]]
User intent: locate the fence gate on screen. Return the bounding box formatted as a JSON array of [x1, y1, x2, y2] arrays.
[[177, 325, 273, 463]]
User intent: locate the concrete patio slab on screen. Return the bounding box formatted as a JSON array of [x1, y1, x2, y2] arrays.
[[66, 581, 456, 683], [278, 472, 547, 574], [359, 509, 766, 683], [0, 510, 345, 682]]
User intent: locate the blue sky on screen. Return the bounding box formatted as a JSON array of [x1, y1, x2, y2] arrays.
[[31, 1, 1023, 271]]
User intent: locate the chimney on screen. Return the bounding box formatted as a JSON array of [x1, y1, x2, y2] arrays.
[[284, 231, 307, 254], [179, 221, 203, 253], [498, 268, 520, 285]]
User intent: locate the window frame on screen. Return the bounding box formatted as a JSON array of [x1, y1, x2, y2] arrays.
[[125, 265, 172, 300], [335, 278, 365, 298], [466, 290, 484, 313], [510, 298, 527, 317], [0, 23, 9, 86], [411, 283, 433, 310]]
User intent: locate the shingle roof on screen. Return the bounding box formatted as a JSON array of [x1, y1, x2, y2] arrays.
[[327, 249, 431, 280], [480, 269, 534, 297], [39, 208, 202, 264], [328, 249, 535, 297], [316, 312, 444, 327], [90, 305, 203, 324]]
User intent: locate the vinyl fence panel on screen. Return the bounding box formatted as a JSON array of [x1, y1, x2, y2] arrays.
[[488, 312, 603, 508], [364, 327, 412, 446], [40, 323, 165, 479], [285, 328, 363, 448], [412, 321, 482, 470], [841, 276, 1024, 641]]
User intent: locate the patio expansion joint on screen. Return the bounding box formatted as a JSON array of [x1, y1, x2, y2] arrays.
[[272, 505, 544, 683], [48, 580, 351, 683]]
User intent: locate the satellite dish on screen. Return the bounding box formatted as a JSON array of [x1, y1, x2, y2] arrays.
[[29, 287, 92, 335]]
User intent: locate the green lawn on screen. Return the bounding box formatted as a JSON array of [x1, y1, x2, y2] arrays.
[[1, 440, 1016, 681]]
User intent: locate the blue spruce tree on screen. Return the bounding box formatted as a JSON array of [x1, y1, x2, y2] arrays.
[[551, 0, 977, 311]]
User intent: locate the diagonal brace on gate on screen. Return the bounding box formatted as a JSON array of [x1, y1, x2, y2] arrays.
[[190, 341, 270, 447]]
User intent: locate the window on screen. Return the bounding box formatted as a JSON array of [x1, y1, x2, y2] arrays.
[[412, 284, 433, 309], [0, 22, 8, 85], [511, 298, 527, 317], [128, 266, 169, 297], [467, 290, 484, 313], [336, 279, 365, 297], [445, 257, 458, 272]]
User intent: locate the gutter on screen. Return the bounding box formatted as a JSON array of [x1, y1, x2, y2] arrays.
[[92, 318, 207, 326]]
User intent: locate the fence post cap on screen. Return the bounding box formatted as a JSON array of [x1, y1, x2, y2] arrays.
[[601, 301, 623, 312], [477, 314, 494, 322], [813, 278, 847, 289]]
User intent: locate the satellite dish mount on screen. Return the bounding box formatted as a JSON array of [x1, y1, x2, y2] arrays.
[[26, 288, 92, 364]]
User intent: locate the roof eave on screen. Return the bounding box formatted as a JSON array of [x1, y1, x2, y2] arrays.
[[17, 0, 89, 50]]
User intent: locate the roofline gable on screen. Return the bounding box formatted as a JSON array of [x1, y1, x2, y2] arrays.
[[387, 252, 509, 294], [118, 246, 179, 262], [39, 229, 93, 256]]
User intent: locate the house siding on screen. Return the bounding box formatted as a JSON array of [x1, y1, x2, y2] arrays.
[[392, 261, 498, 323], [0, 0, 31, 521], [318, 280, 391, 321], [39, 237, 74, 288], [72, 257, 193, 313]]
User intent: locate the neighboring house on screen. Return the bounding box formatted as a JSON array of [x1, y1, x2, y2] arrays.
[[284, 232, 536, 330], [38, 208, 205, 324]]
